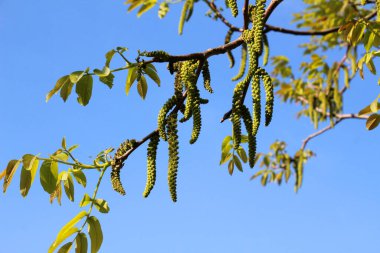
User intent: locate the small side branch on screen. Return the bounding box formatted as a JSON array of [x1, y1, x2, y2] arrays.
[[300, 114, 369, 150]]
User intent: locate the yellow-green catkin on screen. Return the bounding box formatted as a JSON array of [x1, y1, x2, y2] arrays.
[[179, 0, 191, 35], [202, 60, 213, 93], [225, 29, 235, 68], [167, 113, 179, 202], [262, 34, 269, 66], [253, 0, 266, 54], [158, 95, 178, 141], [227, 0, 238, 17], [377, 0, 380, 21], [241, 105, 257, 168], [190, 90, 201, 144], [142, 50, 170, 60], [111, 140, 136, 195], [232, 44, 247, 81], [181, 61, 199, 122], [251, 73, 261, 136], [174, 63, 183, 98], [257, 68, 274, 126], [143, 134, 160, 198]]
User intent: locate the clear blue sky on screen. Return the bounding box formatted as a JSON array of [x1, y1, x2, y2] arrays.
[[1, 1, 380, 252]]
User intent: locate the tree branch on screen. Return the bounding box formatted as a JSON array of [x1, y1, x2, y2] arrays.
[[300, 114, 369, 150]]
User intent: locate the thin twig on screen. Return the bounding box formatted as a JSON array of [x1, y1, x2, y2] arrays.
[[300, 114, 368, 150], [203, 0, 241, 32]]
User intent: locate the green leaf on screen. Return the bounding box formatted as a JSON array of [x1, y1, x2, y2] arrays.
[[68, 144, 79, 152], [64, 173, 75, 202], [143, 64, 160, 86], [221, 135, 232, 149], [57, 242, 73, 253], [62, 137, 67, 150], [94, 199, 110, 214], [75, 233, 88, 253], [366, 114, 380, 130], [20, 154, 39, 197], [79, 193, 92, 207], [366, 59, 377, 75], [219, 152, 232, 165], [52, 150, 69, 162], [228, 159, 234, 175], [158, 2, 169, 19], [50, 181, 62, 205], [137, 75, 148, 99], [76, 75, 93, 106], [126, 66, 137, 95], [233, 155, 243, 172], [99, 72, 114, 89], [40, 160, 58, 194], [70, 70, 87, 84], [87, 216, 103, 253], [93, 66, 111, 77], [237, 148, 248, 163], [46, 75, 71, 102], [72, 169, 87, 187], [60, 81, 74, 102], [105, 50, 116, 67], [49, 210, 87, 253], [370, 98, 379, 112], [3, 159, 21, 193], [137, 1, 157, 17]]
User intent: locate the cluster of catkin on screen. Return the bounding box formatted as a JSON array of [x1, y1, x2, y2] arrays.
[[230, 0, 274, 168]]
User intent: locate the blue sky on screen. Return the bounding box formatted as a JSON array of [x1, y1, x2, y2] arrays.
[[0, 1, 380, 252]]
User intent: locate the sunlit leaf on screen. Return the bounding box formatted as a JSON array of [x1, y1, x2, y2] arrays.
[[76, 75, 93, 106], [105, 50, 116, 67], [3, 159, 21, 193], [88, 216, 103, 253], [366, 113, 380, 130], [94, 199, 110, 214], [46, 75, 72, 102], [93, 66, 110, 77], [143, 64, 160, 86], [20, 154, 39, 197], [126, 66, 137, 95], [72, 169, 87, 187], [137, 75, 148, 99], [57, 242, 73, 253], [79, 193, 92, 207], [48, 211, 88, 253], [40, 160, 58, 194], [64, 173, 75, 202], [75, 233, 88, 253]]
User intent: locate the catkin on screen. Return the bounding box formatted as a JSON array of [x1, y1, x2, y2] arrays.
[[251, 73, 261, 136], [143, 134, 160, 198], [202, 60, 213, 93], [377, 0, 380, 21], [158, 95, 178, 141], [227, 0, 238, 17], [241, 105, 257, 168], [167, 113, 179, 202], [262, 34, 269, 66], [111, 140, 136, 195], [142, 50, 170, 60], [257, 68, 274, 126], [232, 44, 247, 81], [253, 0, 266, 54], [225, 29, 235, 68]]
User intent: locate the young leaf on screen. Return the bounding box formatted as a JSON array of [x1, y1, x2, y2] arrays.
[[99, 72, 114, 89], [143, 64, 160, 86], [60, 82, 74, 102], [137, 75, 148, 99], [57, 242, 73, 253], [48, 211, 88, 253], [79, 193, 92, 207], [105, 50, 116, 67], [63, 173, 75, 202], [233, 155, 243, 172], [62, 137, 67, 150], [237, 148, 248, 163], [228, 159, 234, 175], [20, 154, 39, 197], [46, 75, 71, 102], [50, 181, 62, 205], [93, 66, 111, 77], [76, 75, 93, 106], [94, 199, 110, 214], [126, 66, 137, 95], [72, 169, 87, 187], [137, 1, 156, 17], [3, 159, 21, 193], [69, 70, 86, 84], [87, 216, 103, 253], [40, 160, 58, 194], [366, 113, 380, 130], [75, 233, 88, 253]]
